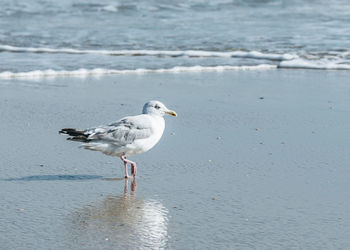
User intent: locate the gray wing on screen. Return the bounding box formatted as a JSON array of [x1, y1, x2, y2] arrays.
[[85, 115, 153, 146]]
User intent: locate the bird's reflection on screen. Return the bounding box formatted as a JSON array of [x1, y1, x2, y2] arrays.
[[69, 179, 169, 249]]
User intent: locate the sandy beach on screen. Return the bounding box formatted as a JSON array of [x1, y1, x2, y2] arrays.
[[1, 69, 350, 249]]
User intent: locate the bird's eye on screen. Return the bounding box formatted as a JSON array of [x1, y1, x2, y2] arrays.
[[155, 104, 160, 109]]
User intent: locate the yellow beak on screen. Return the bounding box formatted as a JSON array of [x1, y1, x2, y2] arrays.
[[165, 110, 177, 117]]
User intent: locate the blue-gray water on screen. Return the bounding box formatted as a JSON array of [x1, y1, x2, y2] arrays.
[[1, 0, 350, 77], [2, 1, 350, 249]]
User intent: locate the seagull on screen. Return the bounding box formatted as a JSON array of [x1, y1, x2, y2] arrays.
[[59, 100, 177, 178]]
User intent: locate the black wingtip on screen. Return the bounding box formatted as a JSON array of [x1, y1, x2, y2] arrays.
[[59, 128, 72, 134], [59, 128, 86, 136], [67, 135, 90, 142]]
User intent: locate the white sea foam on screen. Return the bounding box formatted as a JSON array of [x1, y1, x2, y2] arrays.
[[100, 5, 118, 12], [0, 45, 296, 61], [278, 59, 350, 70], [0, 64, 276, 79]]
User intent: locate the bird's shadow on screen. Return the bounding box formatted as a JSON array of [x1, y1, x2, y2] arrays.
[[3, 174, 105, 182]]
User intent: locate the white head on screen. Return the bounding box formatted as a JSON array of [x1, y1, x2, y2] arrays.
[[142, 100, 177, 117]]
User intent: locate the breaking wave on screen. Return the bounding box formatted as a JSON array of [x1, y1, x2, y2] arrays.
[[0, 64, 277, 79], [0, 45, 296, 61], [278, 58, 350, 70]]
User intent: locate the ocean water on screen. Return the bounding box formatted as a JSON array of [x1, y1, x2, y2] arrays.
[[2, 2, 350, 248], [1, 0, 350, 78]]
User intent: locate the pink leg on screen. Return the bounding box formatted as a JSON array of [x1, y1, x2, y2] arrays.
[[131, 163, 137, 177], [121, 158, 129, 179], [120, 156, 137, 178]]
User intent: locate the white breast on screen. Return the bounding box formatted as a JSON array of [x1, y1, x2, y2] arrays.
[[125, 115, 165, 156]]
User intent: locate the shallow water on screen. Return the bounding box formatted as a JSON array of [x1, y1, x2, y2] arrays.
[[1, 70, 350, 249], [2, 1, 350, 248], [1, 0, 350, 76]]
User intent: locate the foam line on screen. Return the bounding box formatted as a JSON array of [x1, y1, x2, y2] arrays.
[[278, 59, 350, 70], [0, 45, 297, 60], [0, 64, 277, 79]]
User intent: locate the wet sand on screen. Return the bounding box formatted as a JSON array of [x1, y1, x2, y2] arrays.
[[1, 70, 350, 249]]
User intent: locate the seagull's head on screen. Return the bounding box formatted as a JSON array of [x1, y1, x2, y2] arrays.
[[142, 100, 177, 117]]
